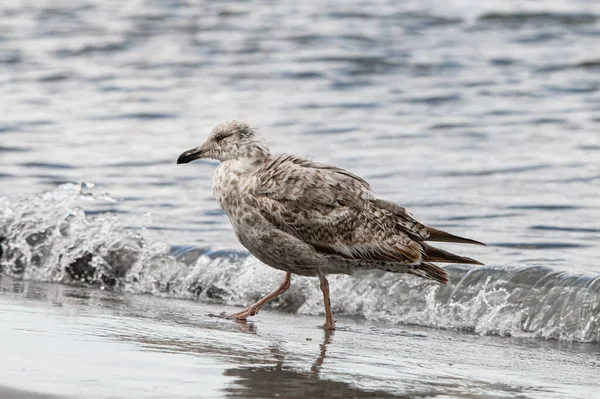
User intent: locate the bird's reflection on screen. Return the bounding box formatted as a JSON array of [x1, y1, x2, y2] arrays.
[[311, 329, 334, 376], [222, 327, 397, 398], [232, 318, 258, 334], [229, 318, 333, 376]]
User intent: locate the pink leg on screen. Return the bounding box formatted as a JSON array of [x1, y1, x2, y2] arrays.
[[231, 272, 292, 320], [318, 273, 336, 330]]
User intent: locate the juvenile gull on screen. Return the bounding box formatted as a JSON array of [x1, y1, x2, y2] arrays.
[[177, 120, 485, 330]]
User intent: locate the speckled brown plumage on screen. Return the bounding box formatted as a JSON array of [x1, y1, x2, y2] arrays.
[[177, 120, 485, 329]]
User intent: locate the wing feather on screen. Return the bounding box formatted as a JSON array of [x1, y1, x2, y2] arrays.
[[252, 155, 421, 264], [251, 154, 483, 267]]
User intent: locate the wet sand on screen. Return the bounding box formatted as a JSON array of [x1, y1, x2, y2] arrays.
[[0, 386, 63, 399], [1, 276, 598, 399]]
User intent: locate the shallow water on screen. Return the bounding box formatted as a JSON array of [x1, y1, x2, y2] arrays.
[[2, 276, 599, 399], [0, 0, 599, 397]]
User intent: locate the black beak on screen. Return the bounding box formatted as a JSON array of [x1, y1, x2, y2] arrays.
[[177, 147, 205, 164]]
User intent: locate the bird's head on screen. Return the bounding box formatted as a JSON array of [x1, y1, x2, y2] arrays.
[[177, 120, 270, 164]]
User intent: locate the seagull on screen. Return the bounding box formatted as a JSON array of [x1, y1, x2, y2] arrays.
[[177, 120, 484, 330]]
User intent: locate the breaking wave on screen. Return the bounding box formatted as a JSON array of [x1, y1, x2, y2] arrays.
[[1, 184, 598, 343]]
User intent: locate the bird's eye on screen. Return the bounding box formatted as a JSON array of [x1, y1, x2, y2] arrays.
[[215, 134, 226, 142]]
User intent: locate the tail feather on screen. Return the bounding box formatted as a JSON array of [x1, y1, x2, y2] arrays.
[[408, 262, 449, 284], [422, 243, 484, 265], [426, 226, 486, 246]]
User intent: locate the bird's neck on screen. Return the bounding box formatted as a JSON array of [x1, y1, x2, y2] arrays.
[[225, 143, 270, 169], [221, 154, 266, 174], [240, 143, 270, 160], [213, 154, 265, 209]]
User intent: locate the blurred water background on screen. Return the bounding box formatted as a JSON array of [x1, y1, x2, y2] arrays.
[[1, 1, 600, 397]]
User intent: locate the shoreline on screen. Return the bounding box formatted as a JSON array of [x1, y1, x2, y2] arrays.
[[1, 276, 599, 399]]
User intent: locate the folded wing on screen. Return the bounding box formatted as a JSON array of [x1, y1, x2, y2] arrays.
[[252, 154, 483, 266]]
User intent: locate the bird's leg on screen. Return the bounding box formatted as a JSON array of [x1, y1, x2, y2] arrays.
[[231, 272, 292, 320], [318, 273, 336, 330]]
